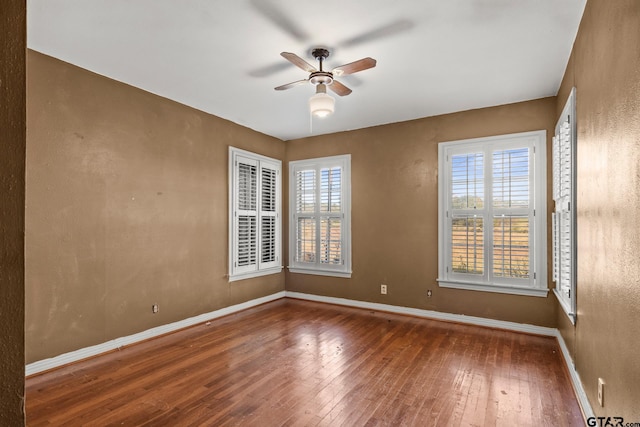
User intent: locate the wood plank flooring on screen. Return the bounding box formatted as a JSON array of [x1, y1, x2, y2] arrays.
[[26, 298, 584, 426]]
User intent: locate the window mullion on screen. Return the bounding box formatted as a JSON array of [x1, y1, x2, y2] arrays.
[[315, 168, 322, 269], [256, 163, 263, 270], [484, 146, 493, 284]]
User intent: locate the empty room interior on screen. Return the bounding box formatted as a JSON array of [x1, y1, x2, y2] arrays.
[[2, 0, 640, 425]]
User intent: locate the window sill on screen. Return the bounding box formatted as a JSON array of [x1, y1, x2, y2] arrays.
[[228, 267, 283, 282], [438, 279, 549, 297], [288, 267, 352, 279], [553, 289, 576, 324]]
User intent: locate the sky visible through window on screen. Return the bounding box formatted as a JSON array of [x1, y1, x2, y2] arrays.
[[451, 147, 530, 278]]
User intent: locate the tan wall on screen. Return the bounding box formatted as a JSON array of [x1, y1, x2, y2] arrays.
[[0, 1, 26, 423], [556, 0, 640, 418], [25, 51, 286, 363], [285, 97, 558, 327]]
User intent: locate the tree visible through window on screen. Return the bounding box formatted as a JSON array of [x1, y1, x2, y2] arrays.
[[438, 131, 547, 297]]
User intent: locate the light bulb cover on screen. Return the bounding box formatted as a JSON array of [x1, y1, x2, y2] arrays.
[[309, 92, 335, 117]]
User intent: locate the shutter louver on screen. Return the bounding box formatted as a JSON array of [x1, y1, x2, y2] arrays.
[[296, 217, 316, 263], [261, 216, 276, 263], [238, 163, 257, 211], [237, 215, 257, 267], [493, 215, 529, 278], [320, 167, 342, 212], [451, 215, 484, 275], [451, 153, 484, 209], [554, 118, 572, 297], [235, 160, 258, 272], [230, 148, 281, 280], [492, 148, 529, 208], [552, 88, 576, 320], [439, 131, 546, 295], [261, 167, 276, 212], [296, 169, 316, 214], [291, 158, 349, 274], [320, 217, 342, 265], [260, 166, 278, 266], [552, 213, 559, 282]]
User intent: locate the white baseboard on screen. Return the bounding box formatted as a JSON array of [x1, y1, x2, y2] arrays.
[[554, 329, 595, 420], [25, 291, 286, 376], [285, 291, 557, 335], [285, 291, 594, 420], [25, 289, 594, 420]]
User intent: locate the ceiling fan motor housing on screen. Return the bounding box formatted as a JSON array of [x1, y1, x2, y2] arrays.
[[310, 48, 333, 85], [309, 72, 333, 86]]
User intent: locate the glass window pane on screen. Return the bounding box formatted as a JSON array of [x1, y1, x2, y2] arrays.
[[493, 215, 529, 278], [296, 218, 316, 263], [320, 218, 342, 265], [296, 170, 316, 213], [492, 148, 529, 208], [451, 215, 484, 274], [451, 153, 484, 209], [320, 167, 341, 213]]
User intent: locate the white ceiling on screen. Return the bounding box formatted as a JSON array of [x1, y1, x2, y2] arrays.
[[27, 0, 586, 141]]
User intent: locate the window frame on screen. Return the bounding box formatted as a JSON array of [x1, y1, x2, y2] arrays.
[[288, 154, 352, 278], [228, 147, 282, 282], [552, 88, 577, 323], [437, 131, 548, 297]]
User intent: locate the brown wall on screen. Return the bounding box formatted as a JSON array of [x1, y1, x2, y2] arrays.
[[0, 0, 26, 424], [556, 0, 640, 418], [25, 51, 286, 363], [285, 98, 558, 327], [24, 1, 640, 418]]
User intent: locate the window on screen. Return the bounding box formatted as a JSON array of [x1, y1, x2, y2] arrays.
[[289, 155, 351, 278], [438, 131, 547, 297], [553, 88, 576, 322], [229, 147, 282, 281]]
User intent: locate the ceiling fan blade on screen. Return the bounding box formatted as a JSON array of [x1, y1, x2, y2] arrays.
[[249, 0, 309, 42], [275, 79, 308, 91], [338, 19, 413, 48], [281, 52, 317, 73], [328, 80, 352, 97], [332, 58, 377, 76]]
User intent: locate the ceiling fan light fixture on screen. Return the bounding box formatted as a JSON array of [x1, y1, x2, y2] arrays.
[[309, 84, 335, 118]]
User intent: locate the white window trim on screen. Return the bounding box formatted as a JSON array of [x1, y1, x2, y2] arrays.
[[228, 147, 282, 282], [437, 131, 548, 297], [553, 88, 577, 323], [288, 154, 352, 278]]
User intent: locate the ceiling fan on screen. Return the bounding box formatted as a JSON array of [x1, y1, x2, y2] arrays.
[[275, 48, 377, 117]]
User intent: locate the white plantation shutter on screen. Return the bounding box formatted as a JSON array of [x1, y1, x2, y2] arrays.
[[320, 167, 343, 266], [438, 131, 547, 297], [553, 88, 577, 321], [290, 155, 351, 277], [295, 169, 316, 263], [229, 148, 282, 281], [235, 157, 258, 274], [260, 165, 278, 268]]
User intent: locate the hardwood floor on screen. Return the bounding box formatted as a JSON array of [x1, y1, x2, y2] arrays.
[[26, 298, 584, 426]]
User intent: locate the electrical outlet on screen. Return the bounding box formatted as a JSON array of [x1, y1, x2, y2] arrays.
[[380, 284, 387, 295], [597, 378, 605, 406], [152, 304, 159, 314], [427, 290, 432, 297]]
